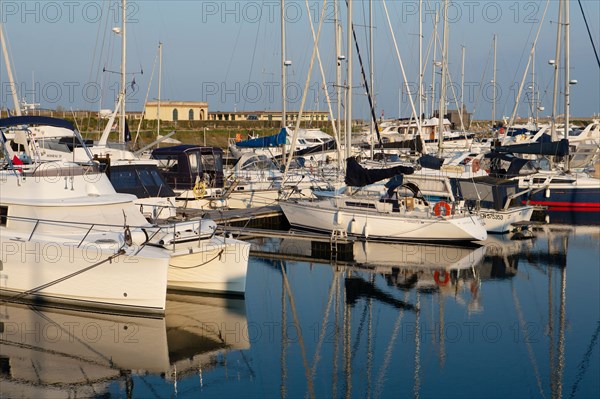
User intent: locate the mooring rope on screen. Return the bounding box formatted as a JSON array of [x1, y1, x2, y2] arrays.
[[167, 249, 225, 269]]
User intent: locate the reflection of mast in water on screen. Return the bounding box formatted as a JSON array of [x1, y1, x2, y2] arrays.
[[280, 261, 287, 399], [438, 293, 445, 368], [367, 274, 374, 399], [413, 291, 421, 399], [344, 271, 352, 399], [279, 261, 315, 398], [332, 269, 341, 399], [554, 266, 566, 399], [374, 292, 410, 399]]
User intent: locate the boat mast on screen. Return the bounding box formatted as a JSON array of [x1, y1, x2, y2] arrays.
[[460, 45, 465, 129], [369, 0, 375, 159], [345, 0, 353, 160], [531, 44, 536, 124], [550, 0, 563, 142], [418, 0, 423, 121], [281, 0, 287, 166], [564, 0, 571, 171], [437, 0, 449, 157], [119, 0, 127, 144], [0, 24, 22, 116], [492, 34, 497, 130], [430, 11, 438, 118], [334, 0, 343, 168], [157, 41, 162, 140], [281, 0, 287, 129]]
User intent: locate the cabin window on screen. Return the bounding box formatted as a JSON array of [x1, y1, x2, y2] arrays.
[[201, 154, 217, 172], [0, 206, 7, 226], [155, 155, 179, 172], [188, 153, 201, 173], [188, 109, 194, 120], [172, 109, 179, 121]]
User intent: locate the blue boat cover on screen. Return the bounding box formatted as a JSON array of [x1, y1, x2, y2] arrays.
[[235, 128, 287, 148], [345, 157, 414, 187], [0, 116, 75, 130]]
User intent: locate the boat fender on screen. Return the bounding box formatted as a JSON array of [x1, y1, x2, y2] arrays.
[[434, 271, 450, 286], [433, 201, 451, 217]]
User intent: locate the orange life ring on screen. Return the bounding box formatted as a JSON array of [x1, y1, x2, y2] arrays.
[[471, 158, 481, 173], [433, 201, 451, 217], [434, 271, 450, 286]]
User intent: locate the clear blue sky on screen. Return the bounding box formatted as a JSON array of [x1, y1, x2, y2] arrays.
[[1, 0, 599, 121]]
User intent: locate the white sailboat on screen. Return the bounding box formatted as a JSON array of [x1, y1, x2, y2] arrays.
[[280, 158, 487, 242]]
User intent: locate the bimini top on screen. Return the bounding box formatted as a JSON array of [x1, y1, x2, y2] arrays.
[[0, 116, 75, 130]]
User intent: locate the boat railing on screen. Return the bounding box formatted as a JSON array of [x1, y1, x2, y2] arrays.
[[3, 214, 148, 245], [3, 214, 217, 255]]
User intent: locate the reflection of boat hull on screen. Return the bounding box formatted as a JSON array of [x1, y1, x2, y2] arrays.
[[353, 241, 485, 270], [0, 303, 168, 398], [0, 234, 169, 314], [280, 200, 487, 242], [168, 238, 251, 295], [165, 293, 250, 378]]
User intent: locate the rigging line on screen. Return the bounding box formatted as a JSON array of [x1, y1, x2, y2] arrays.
[[577, 0, 600, 68], [32, 308, 117, 368], [344, 0, 383, 149], [350, 281, 370, 361], [374, 292, 408, 399], [223, 11, 245, 84], [502, 0, 545, 118], [167, 249, 225, 269], [0, 249, 126, 304], [568, 320, 600, 399], [309, 272, 339, 381], [511, 281, 547, 399], [96, 1, 113, 102], [133, 44, 159, 146], [280, 263, 316, 399], [243, 13, 263, 111], [0, 338, 124, 372], [88, 0, 107, 85], [506, 0, 552, 131]]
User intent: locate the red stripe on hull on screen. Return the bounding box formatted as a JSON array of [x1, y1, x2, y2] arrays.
[[525, 200, 600, 210]]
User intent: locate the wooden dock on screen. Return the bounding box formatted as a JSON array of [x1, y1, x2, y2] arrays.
[[180, 205, 284, 228]]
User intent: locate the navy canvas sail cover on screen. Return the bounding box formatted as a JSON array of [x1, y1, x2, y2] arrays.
[[0, 116, 75, 130], [235, 128, 287, 148], [345, 157, 414, 187], [493, 138, 569, 157]]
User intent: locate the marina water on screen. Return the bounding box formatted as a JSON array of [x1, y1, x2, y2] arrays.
[[1, 225, 598, 398]]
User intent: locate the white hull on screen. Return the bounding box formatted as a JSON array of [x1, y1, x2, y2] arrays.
[[0, 233, 169, 314], [477, 205, 535, 233], [279, 199, 487, 242], [167, 237, 251, 295]]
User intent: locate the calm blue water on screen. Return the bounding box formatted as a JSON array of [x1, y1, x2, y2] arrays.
[[1, 225, 598, 399]]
